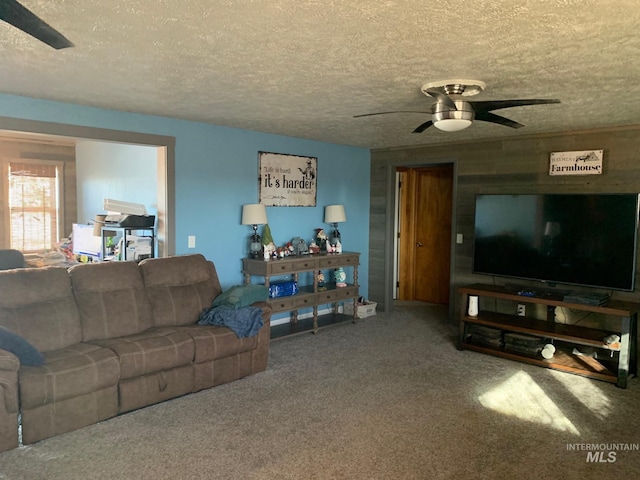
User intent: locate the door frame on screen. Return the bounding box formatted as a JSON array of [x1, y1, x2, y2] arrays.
[[384, 156, 458, 320], [0, 116, 176, 257]]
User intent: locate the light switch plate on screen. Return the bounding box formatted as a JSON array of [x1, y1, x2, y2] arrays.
[[456, 233, 463, 244], [188, 236, 196, 248]]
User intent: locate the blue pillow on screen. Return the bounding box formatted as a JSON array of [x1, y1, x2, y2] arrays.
[[0, 326, 45, 366], [211, 284, 269, 309]]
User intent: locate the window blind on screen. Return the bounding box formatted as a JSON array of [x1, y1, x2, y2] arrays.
[[9, 161, 60, 252]]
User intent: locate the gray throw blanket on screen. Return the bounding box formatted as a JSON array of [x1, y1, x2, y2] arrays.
[[197, 305, 264, 338]]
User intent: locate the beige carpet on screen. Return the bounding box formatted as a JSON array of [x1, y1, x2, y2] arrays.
[[1, 303, 639, 479]]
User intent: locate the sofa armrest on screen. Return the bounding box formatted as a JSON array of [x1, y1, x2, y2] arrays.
[[252, 301, 272, 324], [0, 349, 19, 415], [0, 352, 19, 452], [0, 349, 20, 373]]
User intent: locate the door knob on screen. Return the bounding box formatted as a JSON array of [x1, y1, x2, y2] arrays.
[[416, 242, 423, 247]]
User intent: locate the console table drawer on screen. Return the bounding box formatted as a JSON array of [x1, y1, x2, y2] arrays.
[[334, 286, 358, 300], [268, 261, 296, 274], [293, 294, 316, 308], [318, 254, 358, 268], [268, 297, 296, 312]]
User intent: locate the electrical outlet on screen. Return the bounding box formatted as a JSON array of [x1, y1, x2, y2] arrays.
[[517, 304, 526, 316], [188, 235, 196, 249]]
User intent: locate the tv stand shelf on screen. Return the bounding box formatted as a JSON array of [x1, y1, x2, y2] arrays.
[[458, 284, 638, 388]]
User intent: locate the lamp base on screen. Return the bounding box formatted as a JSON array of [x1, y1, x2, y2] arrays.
[[249, 233, 262, 259], [330, 224, 341, 246]]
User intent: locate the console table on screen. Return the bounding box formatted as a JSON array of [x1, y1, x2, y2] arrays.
[[458, 283, 638, 388], [242, 252, 360, 334]]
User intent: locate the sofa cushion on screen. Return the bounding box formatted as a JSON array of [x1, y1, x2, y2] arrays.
[[139, 254, 222, 327], [19, 343, 120, 410], [173, 325, 258, 363], [0, 326, 44, 366], [0, 267, 82, 353], [69, 261, 154, 341], [89, 327, 194, 380]]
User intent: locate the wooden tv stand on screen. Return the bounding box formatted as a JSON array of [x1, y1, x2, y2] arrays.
[[458, 284, 638, 388]]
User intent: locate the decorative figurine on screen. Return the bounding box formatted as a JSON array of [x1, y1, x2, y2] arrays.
[[317, 270, 326, 291], [308, 240, 321, 254], [262, 224, 276, 261], [334, 267, 347, 287], [291, 237, 308, 255], [315, 228, 327, 251]]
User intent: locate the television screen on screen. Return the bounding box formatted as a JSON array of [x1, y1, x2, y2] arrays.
[[473, 194, 639, 291]]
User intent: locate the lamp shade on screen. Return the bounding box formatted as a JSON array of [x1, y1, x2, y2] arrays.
[[324, 205, 346, 223], [241, 204, 268, 225]]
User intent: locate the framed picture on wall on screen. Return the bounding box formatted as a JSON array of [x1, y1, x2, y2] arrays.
[[258, 151, 317, 206]]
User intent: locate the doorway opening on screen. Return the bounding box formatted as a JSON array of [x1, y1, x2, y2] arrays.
[[0, 116, 175, 256]]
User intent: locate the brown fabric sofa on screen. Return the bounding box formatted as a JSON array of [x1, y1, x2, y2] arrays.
[[0, 254, 271, 450], [0, 350, 19, 453]]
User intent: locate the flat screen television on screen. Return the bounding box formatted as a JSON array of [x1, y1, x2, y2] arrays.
[[473, 193, 640, 291]]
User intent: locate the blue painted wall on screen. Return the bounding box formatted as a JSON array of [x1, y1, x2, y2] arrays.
[[0, 94, 370, 307], [75, 141, 158, 224]]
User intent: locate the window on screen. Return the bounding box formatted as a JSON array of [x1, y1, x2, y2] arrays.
[[1, 159, 64, 253]]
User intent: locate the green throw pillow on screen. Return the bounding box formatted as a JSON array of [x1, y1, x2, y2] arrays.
[[212, 284, 269, 309]]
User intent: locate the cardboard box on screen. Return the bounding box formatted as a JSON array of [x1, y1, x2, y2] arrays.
[[344, 301, 377, 318]]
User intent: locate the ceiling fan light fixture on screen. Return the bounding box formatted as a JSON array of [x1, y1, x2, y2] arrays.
[[432, 100, 475, 132], [433, 118, 473, 132]]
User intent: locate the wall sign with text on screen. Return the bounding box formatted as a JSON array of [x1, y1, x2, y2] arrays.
[[259, 151, 317, 206], [549, 150, 604, 176]]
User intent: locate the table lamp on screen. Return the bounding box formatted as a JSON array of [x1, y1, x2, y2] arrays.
[[242, 204, 268, 258], [324, 204, 346, 247]]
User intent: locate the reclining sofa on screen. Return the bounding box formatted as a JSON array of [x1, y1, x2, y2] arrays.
[[0, 254, 271, 451]]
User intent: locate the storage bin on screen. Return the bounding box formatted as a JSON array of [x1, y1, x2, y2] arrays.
[[344, 300, 377, 318]]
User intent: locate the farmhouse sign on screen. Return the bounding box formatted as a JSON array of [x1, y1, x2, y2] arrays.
[[259, 151, 317, 206], [549, 150, 603, 176]]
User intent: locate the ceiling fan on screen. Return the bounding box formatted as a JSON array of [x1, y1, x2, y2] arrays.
[[354, 79, 560, 133], [0, 0, 73, 49]]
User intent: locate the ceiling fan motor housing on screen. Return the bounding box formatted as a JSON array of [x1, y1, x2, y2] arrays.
[[432, 100, 475, 123]]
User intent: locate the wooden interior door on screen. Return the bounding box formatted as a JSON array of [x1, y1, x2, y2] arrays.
[[397, 165, 453, 304]]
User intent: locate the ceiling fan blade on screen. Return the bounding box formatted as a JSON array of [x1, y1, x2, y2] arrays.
[[470, 99, 560, 113], [0, 0, 73, 49], [475, 112, 525, 129], [353, 111, 430, 118], [424, 88, 457, 110], [412, 120, 434, 133]]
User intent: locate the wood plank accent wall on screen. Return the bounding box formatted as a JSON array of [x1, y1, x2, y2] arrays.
[[0, 137, 77, 245], [370, 125, 640, 318]]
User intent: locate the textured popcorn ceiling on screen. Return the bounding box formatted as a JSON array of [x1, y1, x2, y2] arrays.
[[1, 0, 640, 149]]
